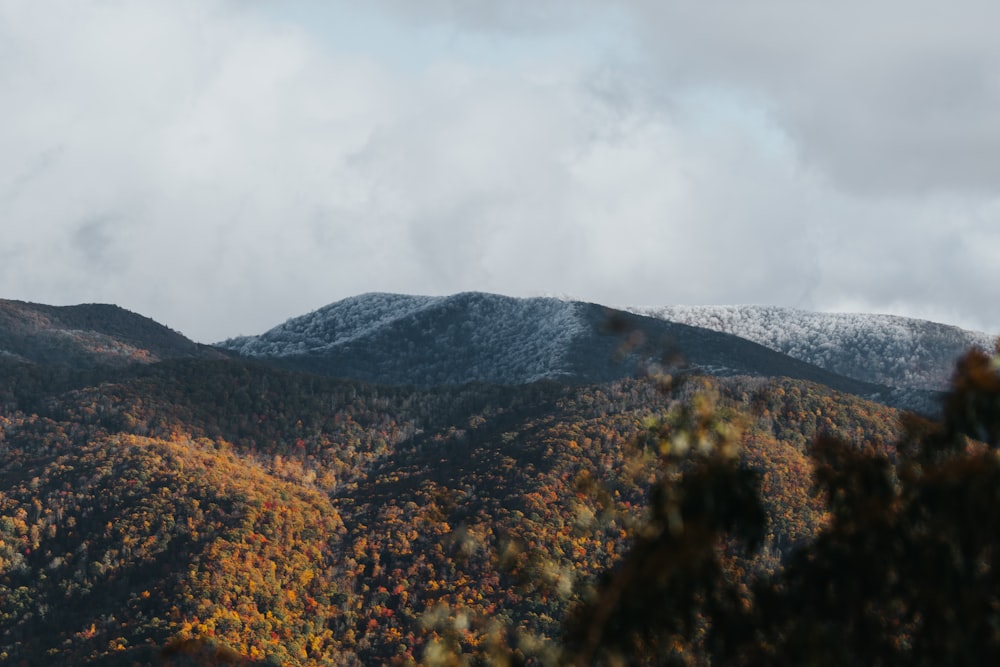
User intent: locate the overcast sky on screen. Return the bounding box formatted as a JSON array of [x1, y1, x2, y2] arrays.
[[2, 0, 998, 342]]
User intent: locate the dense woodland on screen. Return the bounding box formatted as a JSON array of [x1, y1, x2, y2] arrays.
[[0, 352, 908, 665], [0, 298, 998, 665]]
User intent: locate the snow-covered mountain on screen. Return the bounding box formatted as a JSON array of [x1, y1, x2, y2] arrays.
[[221, 292, 588, 385], [217, 292, 908, 407], [628, 305, 995, 391], [1, 293, 979, 415]]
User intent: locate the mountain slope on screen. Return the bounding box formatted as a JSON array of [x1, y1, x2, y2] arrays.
[[0, 421, 351, 665], [217, 292, 908, 409], [0, 299, 220, 367], [0, 351, 906, 664], [221, 292, 586, 385], [0, 293, 988, 663], [629, 304, 995, 391]]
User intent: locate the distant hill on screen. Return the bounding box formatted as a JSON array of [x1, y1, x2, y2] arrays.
[[0, 294, 953, 413], [219, 292, 585, 384], [0, 299, 223, 367], [217, 292, 927, 411], [629, 305, 995, 391]]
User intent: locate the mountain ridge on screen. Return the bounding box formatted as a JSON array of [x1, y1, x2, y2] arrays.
[[629, 304, 995, 391], [0, 298, 223, 367], [216, 292, 946, 412], [2, 292, 984, 414]]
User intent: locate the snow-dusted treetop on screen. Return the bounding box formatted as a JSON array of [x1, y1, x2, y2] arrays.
[[220, 293, 446, 358], [629, 305, 995, 391], [219, 292, 587, 384], [219, 292, 994, 394]]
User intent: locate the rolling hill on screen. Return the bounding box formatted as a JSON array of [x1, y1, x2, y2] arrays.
[[0, 299, 222, 367]]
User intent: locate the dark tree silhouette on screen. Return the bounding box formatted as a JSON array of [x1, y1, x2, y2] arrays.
[[559, 343, 1000, 667]]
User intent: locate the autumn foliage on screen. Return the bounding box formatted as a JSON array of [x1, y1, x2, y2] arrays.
[[0, 339, 996, 665]]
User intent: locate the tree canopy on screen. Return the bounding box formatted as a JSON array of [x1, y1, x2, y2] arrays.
[[432, 343, 1000, 666]]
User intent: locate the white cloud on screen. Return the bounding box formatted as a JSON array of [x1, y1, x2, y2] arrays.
[[622, 1, 1000, 196], [0, 0, 998, 341]]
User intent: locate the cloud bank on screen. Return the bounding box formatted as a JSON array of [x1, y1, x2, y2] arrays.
[[1, 0, 997, 341]]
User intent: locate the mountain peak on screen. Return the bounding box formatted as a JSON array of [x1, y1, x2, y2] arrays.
[[215, 293, 891, 403], [218, 292, 589, 384], [630, 304, 995, 391], [0, 298, 211, 366]]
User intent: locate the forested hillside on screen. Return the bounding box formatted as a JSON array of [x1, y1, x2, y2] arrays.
[[2, 296, 995, 664], [0, 353, 904, 665]]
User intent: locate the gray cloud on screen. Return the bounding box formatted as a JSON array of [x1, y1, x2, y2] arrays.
[[0, 0, 998, 341], [624, 1, 1000, 196], [365, 0, 1000, 196], [72, 217, 118, 269]]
